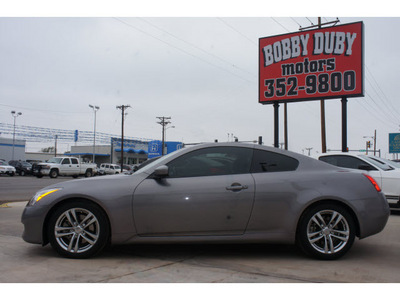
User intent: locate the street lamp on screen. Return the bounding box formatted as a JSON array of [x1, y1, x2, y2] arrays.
[[165, 125, 175, 143], [11, 111, 22, 161], [89, 105, 100, 164]]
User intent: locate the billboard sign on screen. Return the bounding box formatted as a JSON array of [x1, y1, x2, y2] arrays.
[[389, 133, 400, 153], [259, 22, 364, 104]]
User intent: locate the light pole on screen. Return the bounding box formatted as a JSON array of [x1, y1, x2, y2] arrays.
[[165, 125, 175, 143], [89, 105, 100, 164], [11, 111, 22, 161]]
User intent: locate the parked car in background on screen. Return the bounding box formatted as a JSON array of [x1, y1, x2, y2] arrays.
[[133, 157, 160, 172], [122, 164, 134, 174], [319, 153, 400, 208], [22, 143, 389, 260], [0, 161, 16, 176], [8, 160, 33, 176], [98, 163, 121, 175], [377, 157, 400, 169], [33, 157, 97, 178]]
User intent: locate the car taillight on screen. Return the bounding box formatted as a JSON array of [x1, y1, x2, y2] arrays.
[[363, 174, 381, 192]]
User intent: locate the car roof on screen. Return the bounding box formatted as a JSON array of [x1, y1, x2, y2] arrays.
[[139, 142, 339, 173]]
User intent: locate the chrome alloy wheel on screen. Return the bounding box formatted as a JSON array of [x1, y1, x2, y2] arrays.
[[306, 210, 350, 254], [54, 208, 100, 254]]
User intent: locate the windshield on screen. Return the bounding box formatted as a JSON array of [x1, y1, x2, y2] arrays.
[[362, 156, 394, 171], [47, 158, 63, 164], [135, 148, 186, 175], [378, 157, 400, 169]]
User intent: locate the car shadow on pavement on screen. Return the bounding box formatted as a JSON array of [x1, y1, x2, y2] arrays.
[[101, 243, 303, 261]]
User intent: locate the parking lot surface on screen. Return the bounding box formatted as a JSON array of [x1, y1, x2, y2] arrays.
[[1, 176, 400, 283]]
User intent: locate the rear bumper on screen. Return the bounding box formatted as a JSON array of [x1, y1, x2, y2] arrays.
[[359, 193, 390, 239], [385, 195, 400, 208]]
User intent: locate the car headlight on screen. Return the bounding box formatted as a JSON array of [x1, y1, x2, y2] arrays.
[[28, 188, 62, 206]]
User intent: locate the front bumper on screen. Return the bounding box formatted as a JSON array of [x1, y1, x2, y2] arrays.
[[21, 204, 49, 245]]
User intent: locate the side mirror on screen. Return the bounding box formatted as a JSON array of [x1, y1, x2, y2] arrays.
[[153, 165, 169, 178]]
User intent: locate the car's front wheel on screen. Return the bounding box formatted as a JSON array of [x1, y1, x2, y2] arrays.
[[49, 169, 58, 178], [297, 203, 356, 260], [47, 201, 109, 259], [85, 169, 93, 177]]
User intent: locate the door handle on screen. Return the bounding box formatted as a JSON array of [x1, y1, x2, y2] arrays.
[[226, 183, 248, 191]]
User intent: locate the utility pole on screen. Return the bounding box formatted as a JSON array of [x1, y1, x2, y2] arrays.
[[156, 117, 171, 155], [373, 129, 377, 156], [305, 147, 313, 156], [116, 105, 131, 171], [299, 17, 339, 154]]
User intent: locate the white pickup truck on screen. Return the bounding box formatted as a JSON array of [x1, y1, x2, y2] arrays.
[[33, 157, 97, 178]]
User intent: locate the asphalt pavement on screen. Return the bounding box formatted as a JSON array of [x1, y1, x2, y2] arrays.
[[1, 176, 400, 283]]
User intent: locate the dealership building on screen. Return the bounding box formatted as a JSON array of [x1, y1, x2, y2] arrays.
[[0, 136, 182, 166]]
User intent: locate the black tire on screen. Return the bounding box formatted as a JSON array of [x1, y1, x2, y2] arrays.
[[49, 169, 58, 178], [20, 170, 25, 176], [85, 169, 93, 178], [47, 201, 110, 259], [36, 173, 43, 178], [296, 203, 356, 260]]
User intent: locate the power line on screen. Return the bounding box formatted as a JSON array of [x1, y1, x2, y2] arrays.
[[217, 18, 258, 45], [366, 65, 400, 118], [138, 18, 255, 78], [113, 18, 254, 84], [271, 17, 291, 33]]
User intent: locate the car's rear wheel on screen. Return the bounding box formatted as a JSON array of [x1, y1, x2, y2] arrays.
[[297, 203, 356, 260], [48, 201, 109, 259], [85, 169, 93, 177]]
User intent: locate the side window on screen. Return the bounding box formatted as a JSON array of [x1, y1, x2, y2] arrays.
[[251, 150, 299, 173], [167, 147, 253, 178], [320, 155, 377, 170], [62, 158, 70, 165], [319, 156, 339, 166], [336, 156, 377, 170], [71, 158, 79, 164]]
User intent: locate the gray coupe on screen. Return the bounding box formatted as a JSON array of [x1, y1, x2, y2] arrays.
[[21, 143, 390, 260]]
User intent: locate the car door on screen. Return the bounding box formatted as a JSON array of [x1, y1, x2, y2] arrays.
[[363, 157, 400, 199], [132, 146, 255, 236], [60, 158, 72, 175], [70, 158, 80, 175]]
